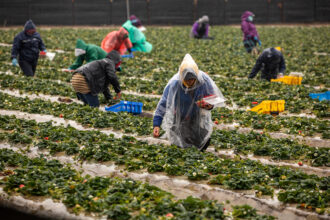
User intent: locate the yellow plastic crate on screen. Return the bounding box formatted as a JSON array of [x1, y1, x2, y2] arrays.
[[249, 100, 285, 114], [271, 76, 302, 85]]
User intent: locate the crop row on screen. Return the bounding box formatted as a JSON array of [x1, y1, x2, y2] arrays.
[[0, 114, 328, 212], [0, 73, 159, 111], [0, 90, 328, 140], [211, 129, 329, 167], [0, 27, 328, 87], [0, 148, 278, 219], [1, 53, 328, 118]]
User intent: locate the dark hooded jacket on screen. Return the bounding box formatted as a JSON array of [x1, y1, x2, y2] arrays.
[[11, 20, 46, 62], [74, 50, 121, 98], [248, 48, 286, 81]]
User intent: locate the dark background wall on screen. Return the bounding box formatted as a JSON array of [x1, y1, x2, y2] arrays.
[[0, 0, 329, 26]]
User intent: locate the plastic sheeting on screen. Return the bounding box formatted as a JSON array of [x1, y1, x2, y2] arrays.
[[154, 54, 225, 149]]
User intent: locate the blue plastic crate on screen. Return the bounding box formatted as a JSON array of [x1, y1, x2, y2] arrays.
[[105, 101, 143, 114], [309, 91, 330, 101]]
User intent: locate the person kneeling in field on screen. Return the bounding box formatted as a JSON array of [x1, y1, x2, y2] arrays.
[[248, 47, 286, 81], [153, 54, 225, 151], [70, 50, 122, 107]]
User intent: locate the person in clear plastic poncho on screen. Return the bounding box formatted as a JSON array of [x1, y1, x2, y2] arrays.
[[153, 54, 225, 151]]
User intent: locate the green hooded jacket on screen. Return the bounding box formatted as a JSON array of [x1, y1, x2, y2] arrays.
[[122, 20, 152, 53], [69, 39, 107, 70]]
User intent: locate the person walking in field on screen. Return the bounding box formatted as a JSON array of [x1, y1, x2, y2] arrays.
[[11, 19, 47, 77], [241, 11, 261, 54], [70, 50, 122, 107], [248, 47, 286, 81], [67, 39, 107, 71], [153, 54, 225, 151]]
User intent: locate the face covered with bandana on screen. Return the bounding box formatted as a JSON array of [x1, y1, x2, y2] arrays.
[[75, 48, 86, 57], [25, 29, 36, 36], [182, 71, 197, 88]]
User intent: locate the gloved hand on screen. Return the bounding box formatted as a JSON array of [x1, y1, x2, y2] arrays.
[[12, 58, 17, 66], [43, 49, 47, 52], [253, 36, 258, 41], [258, 40, 262, 46]]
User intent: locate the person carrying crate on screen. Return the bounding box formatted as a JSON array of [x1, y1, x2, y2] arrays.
[[153, 54, 225, 151], [70, 50, 122, 107], [11, 19, 47, 77], [248, 47, 286, 81], [67, 39, 107, 71]]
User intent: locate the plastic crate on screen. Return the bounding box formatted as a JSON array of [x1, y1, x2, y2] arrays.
[[249, 100, 285, 114], [105, 101, 143, 114], [309, 91, 330, 101], [271, 76, 302, 85]]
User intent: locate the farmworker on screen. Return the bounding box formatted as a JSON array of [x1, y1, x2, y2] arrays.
[[241, 11, 261, 53], [101, 27, 133, 55], [248, 47, 286, 81], [122, 20, 152, 53], [67, 39, 107, 71], [130, 15, 146, 31], [11, 19, 47, 77], [70, 50, 122, 107], [153, 54, 225, 151], [190, 15, 213, 39]]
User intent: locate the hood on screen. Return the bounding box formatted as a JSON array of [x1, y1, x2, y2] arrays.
[[241, 11, 254, 21], [130, 15, 142, 27], [75, 39, 87, 50], [129, 15, 137, 21], [122, 20, 134, 32], [198, 15, 209, 24], [24, 19, 36, 31], [106, 50, 122, 65], [179, 54, 200, 89], [118, 27, 129, 40]]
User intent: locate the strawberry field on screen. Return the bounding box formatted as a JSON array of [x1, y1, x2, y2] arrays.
[[0, 26, 329, 219]]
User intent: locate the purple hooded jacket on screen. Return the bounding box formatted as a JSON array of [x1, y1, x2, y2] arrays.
[[241, 11, 259, 41], [191, 22, 209, 38]]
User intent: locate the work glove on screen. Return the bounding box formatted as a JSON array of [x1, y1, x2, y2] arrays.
[[43, 49, 47, 52], [258, 40, 262, 46], [12, 58, 17, 66]]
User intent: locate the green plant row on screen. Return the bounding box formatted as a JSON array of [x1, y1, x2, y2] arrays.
[[0, 27, 329, 86], [212, 108, 329, 139], [0, 92, 153, 135], [1, 55, 328, 118], [0, 114, 328, 211], [0, 90, 329, 140], [1, 148, 276, 219], [0, 73, 159, 111], [211, 129, 329, 167]]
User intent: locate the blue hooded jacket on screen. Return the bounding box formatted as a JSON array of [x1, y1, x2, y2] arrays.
[[11, 20, 46, 62]]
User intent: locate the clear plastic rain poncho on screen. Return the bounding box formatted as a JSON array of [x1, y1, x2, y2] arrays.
[[154, 54, 226, 149]]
